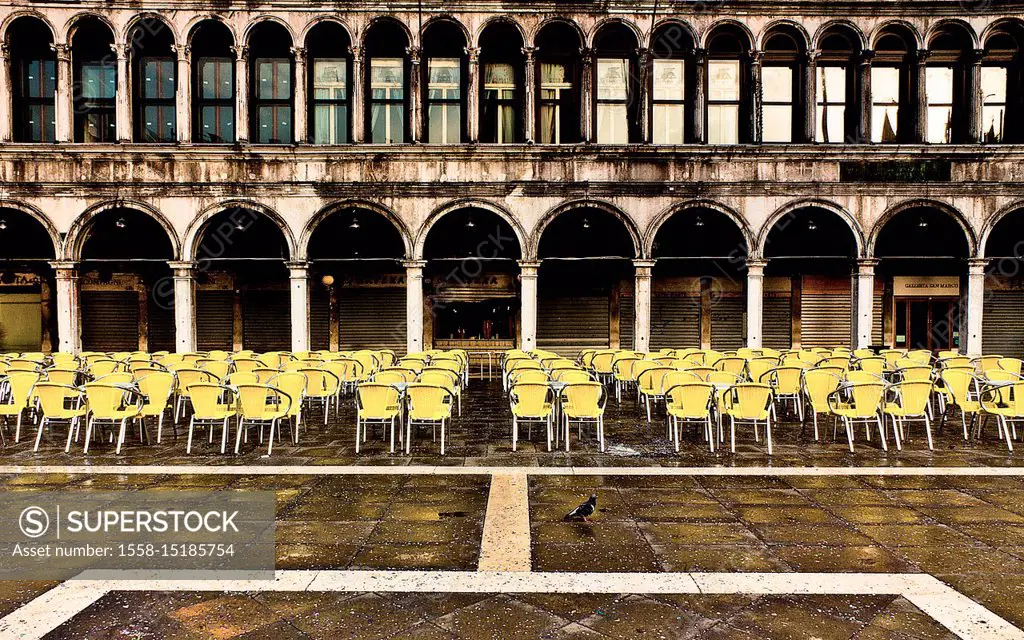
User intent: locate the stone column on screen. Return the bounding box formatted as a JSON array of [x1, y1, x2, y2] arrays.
[[50, 261, 80, 354], [803, 49, 818, 143], [746, 259, 766, 349], [408, 47, 422, 143], [292, 47, 306, 144], [53, 44, 72, 142], [233, 45, 248, 142], [633, 260, 655, 352], [168, 261, 196, 353], [0, 44, 11, 142], [288, 262, 310, 352], [636, 47, 651, 143], [350, 45, 364, 143], [465, 46, 480, 143], [112, 43, 131, 142], [912, 50, 929, 143], [854, 259, 877, 349], [580, 47, 594, 142], [522, 46, 536, 143], [693, 48, 707, 143], [404, 260, 426, 354], [748, 50, 763, 143], [518, 261, 540, 350], [171, 44, 191, 143], [966, 258, 987, 356], [967, 48, 984, 144], [857, 50, 873, 143]]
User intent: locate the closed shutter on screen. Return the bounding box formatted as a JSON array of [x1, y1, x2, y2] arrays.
[[147, 294, 175, 353], [619, 295, 634, 350], [81, 291, 139, 352], [763, 296, 792, 350], [196, 290, 234, 352], [0, 292, 42, 352], [339, 289, 406, 354], [310, 288, 330, 351], [872, 293, 884, 346], [801, 293, 852, 348], [538, 296, 609, 357], [984, 290, 1024, 357], [711, 297, 745, 351], [651, 295, 700, 350], [243, 290, 290, 352]]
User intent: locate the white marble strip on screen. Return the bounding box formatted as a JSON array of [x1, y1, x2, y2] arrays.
[[0, 579, 107, 640], [2, 464, 1024, 477], [477, 473, 532, 572], [905, 584, 1024, 640]]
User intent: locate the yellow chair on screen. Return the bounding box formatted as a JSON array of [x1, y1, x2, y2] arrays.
[[299, 368, 341, 425], [589, 351, 616, 384], [974, 355, 1005, 373], [88, 359, 123, 377], [270, 372, 307, 436], [32, 382, 87, 452], [173, 368, 217, 423], [0, 371, 41, 442], [252, 368, 280, 384], [326, 358, 365, 394], [665, 382, 715, 452], [509, 382, 554, 451], [375, 369, 417, 384], [857, 357, 886, 377], [896, 366, 934, 383], [715, 356, 747, 376], [637, 367, 675, 424], [226, 372, 259, 386], [721, 383, 775, 454], [509, 368, 550, 387], [828, 381, 887, 452], [939, 369, 981, 441], [234, 383, 293, 455], [352, 350, 382, 377], [552, 368, 593, 383], [504, 358, 541, 392], [611, 356, 640, 403], [883, 380, 933, 450], [998, 358, 1024, 378], [747, 357, 780, 384], [906, 350, 933, 365], [207, 350, 231, 361], [802, 369, 842, 441], [420, 368, 462, 415], [83, 382, 144, 454], [852, 348, 874, 359], [185, 383, 236, 454], [198, 359, 232, 379], [560, 381, 607, 452], [355, 383, 403, 453], [761, 367, 804, 420], [231, 358, 262, 373], [44, 368, 81, 387], [136, 371, 176, 444], [405, 383, 455, 455], [979, 380, 1024, 452]]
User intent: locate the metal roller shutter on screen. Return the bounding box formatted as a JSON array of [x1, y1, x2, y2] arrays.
[[339, 288, 406, 354], [872, 293, 884, 346], [651, 296, 700, 350], [711, 297, 745, 351], [619, 295, 634, 350], [196, 290, 234, 352], [538, 296, 609, 357], [147, 294, 175, 353], [310, 288, 330, 351], [0, 292, 42, 352], [243, 290, 290, 353], [81, 291, 139, 352], [801, 293, 852, 348], [984, 290, 1024, 357], [763, 297, 792, 350]]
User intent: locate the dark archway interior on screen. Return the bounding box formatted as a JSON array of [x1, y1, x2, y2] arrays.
[[538, 208, 635, 259], [80, 208, 174, 260], [0, 209, 56, 261], [308, 207, 406, 261], [365, 19, 408, 56], [195, 209, 288, 261], [985, 209, 1024, 258], [424, 208, 521, 261], [875, 207, 970, 259], [653, 208, 747, 259]]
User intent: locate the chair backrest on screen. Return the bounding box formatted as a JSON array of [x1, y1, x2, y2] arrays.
[[300, 368, 341, 396], [940, 368, 976, 407], [94, 372, 134, 385], [840, 381, 886, 417], [420, 369, 459, 391], [998, 357, 1024, 377], [818, 356, 851, 371], [509, 383, 553, 416], [984, 369, 1020, 383], [235, 384, 291, 419], [707, 371, 743, 386], [406, 383, 454, 420], [746, 357, 779, 383], [84, 382, 139, 419], [226, 372, 259, 386], [552, 368, 592, 383], [723, 383, 773, 419], [857, 357, 886, 376], [352, 351, 381, 376], [509, 368, 549, 385], [889, 380, 933, 416], [187, 383, 234, 418], [612, 357, 640, 378], [176, 368, 215, 392], [665, 382, 714, 417], [852, 348, 874, 359], [506, 358, 541, 375], [136, 372, 176, 411], [637, 367, 674, 393], [880, 350, 906, 367], [715, 356, 747, 375], [686, 367, 716, 382], [231, 358, 261, 373], [802, 369, 842, 411], [356, 383, 401, 417], [938, 356, 971, 369], [199, 360, 232, 379], [762, 366, 803, 393], [548, 358, 576, 371], [907, 350, 933, 365], [257, 352, 284, 369], [269, 372, 307, 416], [561, 381, 605, 414], [44, 369, 80, 386], [325, 358, 365, 383], [845, 370, 884, 384], [897, 366, 934, 382], [630, 359, 658, 379], [980, 380, 1024, 415], [375, 369, 417, 384], [664, 370, 701, 389], [34, 382, 83, 416], [89, 359, 123, 376], [590, 351, 615, 374]]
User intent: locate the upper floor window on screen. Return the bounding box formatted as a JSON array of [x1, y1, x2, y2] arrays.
[[816, 66, 847, 143], [535, 21, 582, 144], [370, 58, 405, 143], [191, 20, 235, 143], [593, 23, 638, 144], [254, 58, 292, 143], [71, 19, 117, 143], [652, 59, 685, 144], [427, 58, 461, 143], [982, 66, 1007, 142], [708, 60, 740, 144], [815, 26, 859, 143], [871, 66, 901, 142], [762, 66, 794, 142], [305, 21, 350, 144], [131, 19, 176, 143], [924, 66, 954, 144], [871, 27, 915, 143], [539, 62, 572, 143], [981, 27, 1021, 144], [8, 17, 56, 143], [479, 21, 523, 144], [761, 28, 806, 143]]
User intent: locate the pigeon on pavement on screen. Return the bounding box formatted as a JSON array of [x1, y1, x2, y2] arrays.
[[564, 494, 598, 522]]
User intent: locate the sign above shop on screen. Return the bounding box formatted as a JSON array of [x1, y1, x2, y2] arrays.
[[893, 276, 960, 297]]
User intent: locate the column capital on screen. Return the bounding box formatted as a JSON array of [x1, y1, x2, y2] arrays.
[[858, 49, 875, 65], [521, 46, 537, 62], [51, 43, 70, 62], [464, 46, 481, 63], [804, 48, 820, 63], [745, 259, 767, 276], [969, 48, 986, 65], [635, 47, 651, 65], [168, 260, 196, 274], [911, 49, 931, 65], [49, 260, 78, 274], [290, 46, 307, 62], [402, 260, 427, 270], [0, 43, 9, 60], [110, 43, 129, 60], [693, 47, 708, 63], [406, 46, 422, 65], [968, 257, 990, 273], [579, 47, 595, 64], [286, 261, 310, 274], [632, 259, 657, 271], [348, 45, 364, 60], [517, 260, 541, 274], [746, 50, 764, 65], [230, 45, 249, 62], [170, 44, 191, 62]]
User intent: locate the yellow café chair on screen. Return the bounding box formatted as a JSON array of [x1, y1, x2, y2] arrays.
[[560, 381, 607, 452], [665, 382, 715, 452], [83, 381, 144, 454], [185, 383, 236, 454], [32, 382, 87, 453], [509, 382, 554, 452], [234, 383, 293, 455], [420, 368, 462, 416], [883, 380, 934, 451], [136, 371, 176, 444], [355, 383, 403, 454], [405, 383, 456, 455], [721, 383, 775, 455], [801, 368, 842, 442], [299, 367, 341, 425], [939, 368, 981, 441], [979, 379, 1024, 452], [828, 379, 888, 453], [270, 372, 308, 442], [0, 371, 41, 443]]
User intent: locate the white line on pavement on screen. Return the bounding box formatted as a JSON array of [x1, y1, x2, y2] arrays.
[[478, 473, 532, 572]]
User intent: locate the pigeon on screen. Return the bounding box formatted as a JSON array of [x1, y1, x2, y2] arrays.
[[564, 494, 598, 522]]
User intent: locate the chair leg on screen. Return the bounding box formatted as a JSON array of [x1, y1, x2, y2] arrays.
[[235, 417, 245, 455], [924, 414, 934, 451], [33, 417, 46, 452], [186, 416, 195, 454], [876, 416, 888, 452], [812, 412, 820, 442], [267, 420, 276, 456], [14, 413, 21, 443], [115, 418, 128, 455], [546, 415, 552, 452], [599, 416, 605, 452], [730, 416, 736, 453], [440, 419, 446, 456], [512, 417, 518, 452], [220, 417, 229, 454], [1003, 416, 1015, 452], [765, 418, 773, 456], [65, 417, 77, 453], [845, 417, 855, 453], [389, 417, 396, 454], [355, 416, 361, 454]]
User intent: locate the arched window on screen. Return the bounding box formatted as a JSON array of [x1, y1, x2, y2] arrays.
[[816, 25, 860, 143], [649, 22, 694, 144], [762, 26, 806, 143], [705, 24, 750, 144], [422, 20, 466, 144], [248, 22, 293, 144], [364, 19, 409, 144], [130, 18, 176, 142], [926, 25, 972, 144], [479, 21, 523, 144], [190, 21, 235, 143], [872, 25, 916, 143], [305, 22, 351, 144], [8, 17, 56, 142], [535, 22, 582, 144], [593, 23, 639, 144], [983, 22, 1024, 143], [71, 18, 117, 143]]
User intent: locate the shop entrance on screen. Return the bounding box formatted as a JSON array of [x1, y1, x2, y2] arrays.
[[893, 297, 960, 351]]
